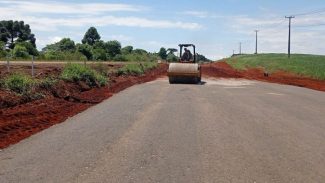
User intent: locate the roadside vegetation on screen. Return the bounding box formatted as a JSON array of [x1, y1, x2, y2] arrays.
[[0, 20, 209, 62], [117, 62, 158, 76], [0, 19, 209, 96], [61, 63, 107, 86], [3, 73, 36, 94], [227, 54, 325, 80]]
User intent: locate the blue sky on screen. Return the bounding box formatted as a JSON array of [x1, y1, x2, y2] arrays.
[[1, 0, 325, 59]]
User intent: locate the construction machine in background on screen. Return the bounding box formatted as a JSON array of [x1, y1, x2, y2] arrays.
[[167, 44, 201, 84]]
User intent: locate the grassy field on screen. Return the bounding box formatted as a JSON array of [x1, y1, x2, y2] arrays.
[[226, 54, 325, 80]]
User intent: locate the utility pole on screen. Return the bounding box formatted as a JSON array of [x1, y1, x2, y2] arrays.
[[285, 16, 295, 58], [239, 42, 242, 55], [254, 30, 259, 54]]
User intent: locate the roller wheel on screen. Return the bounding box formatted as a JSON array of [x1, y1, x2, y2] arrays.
[[169, 77, 175, 84]]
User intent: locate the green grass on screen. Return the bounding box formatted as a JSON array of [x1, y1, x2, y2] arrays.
[[38, 77, 58, 89], [3, 73, 35, 94], [117, 62, 158, 76], [61, 63, 107, 86], [227, 54, 325, 80]]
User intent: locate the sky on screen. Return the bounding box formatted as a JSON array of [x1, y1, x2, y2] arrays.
[[1, 0, 325, 60]]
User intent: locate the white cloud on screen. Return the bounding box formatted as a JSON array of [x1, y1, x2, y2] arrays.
[[36, 36, 62, 49], [0, 1, 202, 31], [0, 1, 145, 14], [182, 11, 219, 19], [0, 15, 202, 31]]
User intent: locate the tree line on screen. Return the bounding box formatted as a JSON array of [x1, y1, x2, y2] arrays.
[[0, 20, 209, 62]]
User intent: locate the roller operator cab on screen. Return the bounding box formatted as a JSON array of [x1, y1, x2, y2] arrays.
[[167, 44, 201, 84]]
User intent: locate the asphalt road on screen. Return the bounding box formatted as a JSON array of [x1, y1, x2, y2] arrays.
[[1, 78, 325, 183]]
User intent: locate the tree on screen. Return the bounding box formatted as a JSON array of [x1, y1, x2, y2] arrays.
[[167, 48, 177, 55], [13, 44, 29, 58], [133, 49, 147, 55], [0, 20, 36, 49], [121, 46, 133, 54], [93, 40, 106, 50], [105, 40, 121, 58], [167, 53, 178, 62], [43, 38, 75, 53], [16, 42, 38, 56], [77, 43, 93, 60], [58, 38, 75, 52], [82, 27, 101, 46], [42, 42, 60, 52], [158, 47, 167, 60], [196, 53, 210, 62], [0, 41, 7, 57], [92, 48, 107, 61]]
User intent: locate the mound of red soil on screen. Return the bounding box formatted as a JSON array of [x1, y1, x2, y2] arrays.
[[0, 64, 167, 149], [202, 62, 242, 78], [202, 61, 325, 92]]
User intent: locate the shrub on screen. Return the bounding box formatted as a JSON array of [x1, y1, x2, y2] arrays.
[[92, 48, 107, 61], [167, 53, 178, 62], [142, 62, 158, 70], [61, 63, 107, 86], [113, 54, 127, 61], [117, 62, 157, 76], [92, 63, 108, 76], [13, 45, 29, 58], [39, 77, 58, 89], [117, 64, 144, 75], [4, 73, 35, 94]]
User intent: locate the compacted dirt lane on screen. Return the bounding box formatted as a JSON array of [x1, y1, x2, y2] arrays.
[[0, 78, 324, 182]]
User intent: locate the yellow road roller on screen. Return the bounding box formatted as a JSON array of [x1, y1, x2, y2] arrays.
[[167, 44, 201, 84]]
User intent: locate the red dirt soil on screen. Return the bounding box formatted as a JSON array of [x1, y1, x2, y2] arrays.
[[0, 64, 167, 149], [202, 61, 325, 92]]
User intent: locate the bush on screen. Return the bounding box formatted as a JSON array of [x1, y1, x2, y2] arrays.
[[92, 48, 107, 61], [42, 51, 87, 61], [16, 42, 39, 56], [117, 64, 144, 75], [142, 62, 158, 70], [123, 53, 159, 62], [117, 62, 158, 76], [113, 54, 127, 61], [39, 77, 57, 89], [92, 63, 108, 76], [167, 53, 178, 62], [4, 73, 35, 94], [13, 45, 29, 58], [61, 63, 107, 86]]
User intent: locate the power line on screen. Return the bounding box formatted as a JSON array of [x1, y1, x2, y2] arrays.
[[293, 8, 325, 17], [294, 23, 325, 28]]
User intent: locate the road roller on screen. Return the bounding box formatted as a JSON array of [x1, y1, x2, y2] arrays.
[[167, 44, 201, 84]]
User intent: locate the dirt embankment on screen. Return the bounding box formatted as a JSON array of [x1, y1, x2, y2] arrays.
[[202, 61, 325, 92], [0, 64, 167, 149]]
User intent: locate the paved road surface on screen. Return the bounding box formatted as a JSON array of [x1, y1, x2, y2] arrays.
[[1, 78, 325, 183]]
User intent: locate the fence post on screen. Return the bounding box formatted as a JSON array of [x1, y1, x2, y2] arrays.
[[6, 55, 10, 73], [32, 55, 35, 77]]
